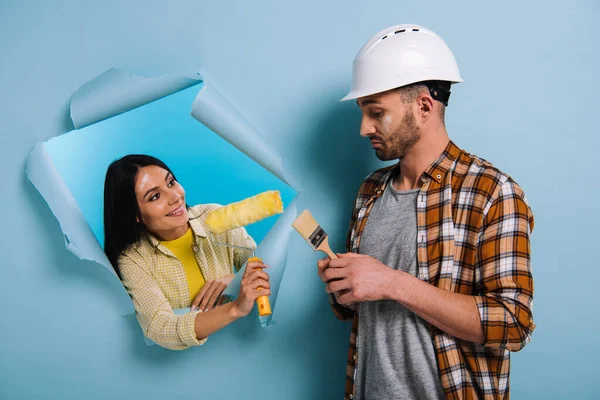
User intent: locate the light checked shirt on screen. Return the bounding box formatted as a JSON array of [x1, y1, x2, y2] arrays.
[[118, 204, 256, 350]]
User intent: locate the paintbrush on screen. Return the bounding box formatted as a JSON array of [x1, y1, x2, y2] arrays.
[[292, 210, 338, 259]]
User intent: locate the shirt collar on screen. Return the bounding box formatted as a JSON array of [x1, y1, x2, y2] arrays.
[[421, 140, 461, 184], [368, 140, 461, 201]]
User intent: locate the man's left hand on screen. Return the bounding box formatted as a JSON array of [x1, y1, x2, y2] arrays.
[[322, 253, 396, 306]]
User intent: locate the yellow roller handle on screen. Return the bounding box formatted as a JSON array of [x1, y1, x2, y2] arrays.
[[248, 257, 272, 316]]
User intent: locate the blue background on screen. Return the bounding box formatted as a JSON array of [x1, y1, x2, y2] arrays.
[[1, 1, 598, 399], [44, 83, 295, 248]]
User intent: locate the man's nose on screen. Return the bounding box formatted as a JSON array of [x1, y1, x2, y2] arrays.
[[360, 116, 376, 137]]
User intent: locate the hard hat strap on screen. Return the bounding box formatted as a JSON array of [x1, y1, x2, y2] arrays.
[[424, 81, 452, 107]]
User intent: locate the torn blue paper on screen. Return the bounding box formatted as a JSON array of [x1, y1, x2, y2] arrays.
[[190, 77, 303, 326], [71, 67, 201, 129], [191, 77, 302, 192], [26, 68, 299, 336], [26, 143, 114, 271]]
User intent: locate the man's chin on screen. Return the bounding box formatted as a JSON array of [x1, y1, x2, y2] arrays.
[[374, 149, 394, 161]]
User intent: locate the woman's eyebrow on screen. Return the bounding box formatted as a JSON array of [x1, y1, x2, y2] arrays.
[[143, 172, 172, 199], [143, 186, 159, 199]]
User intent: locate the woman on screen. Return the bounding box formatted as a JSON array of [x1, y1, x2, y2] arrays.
[[104, 154, 270, 350]]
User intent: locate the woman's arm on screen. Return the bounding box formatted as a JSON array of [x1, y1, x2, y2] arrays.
[[193, 260, 269, 339], [119, 254, 269, 348]]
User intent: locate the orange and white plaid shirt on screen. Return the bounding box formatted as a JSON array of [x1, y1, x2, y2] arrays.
[[331, 141, 535, 400], [118, 204, 255, 350]]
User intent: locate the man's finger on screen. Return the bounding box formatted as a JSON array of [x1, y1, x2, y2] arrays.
[[337, 252, 363, 258], [328, 258, 350, 268], [322, 267, 347, 282], [337, 291, 355, 305], [326, 279, 350, 294]]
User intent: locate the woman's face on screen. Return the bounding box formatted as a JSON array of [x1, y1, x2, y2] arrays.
[[134, 165, 189, 240]]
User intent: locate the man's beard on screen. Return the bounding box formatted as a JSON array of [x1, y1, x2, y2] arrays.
[[375, 110, 420, 161]]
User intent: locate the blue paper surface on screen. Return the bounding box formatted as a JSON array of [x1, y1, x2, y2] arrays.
[[44, 84, 295, 249], [26, 69, 299, 336]]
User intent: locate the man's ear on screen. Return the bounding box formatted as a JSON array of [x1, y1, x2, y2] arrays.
[[418, 93, 435, 122]]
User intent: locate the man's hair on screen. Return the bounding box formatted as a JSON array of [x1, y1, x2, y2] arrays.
[[396, 83, 446, 124]]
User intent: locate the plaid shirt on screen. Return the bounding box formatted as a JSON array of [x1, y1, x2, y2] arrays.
[[118, 204, 255, 350], [331, 141, 535, 399]]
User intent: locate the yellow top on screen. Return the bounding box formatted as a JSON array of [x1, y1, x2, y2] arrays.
[[118, 204, 256, 350], [160, 227, 206, 303]]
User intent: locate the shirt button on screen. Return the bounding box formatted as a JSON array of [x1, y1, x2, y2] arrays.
[[192, 245, 199, 252], [436, 174, 442, 180], [353, 354, 356, 361], [349, 394, 354, 399]]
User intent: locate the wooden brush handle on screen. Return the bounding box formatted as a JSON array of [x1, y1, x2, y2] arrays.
[[248, 256, 272, 317], [318, 237, 338, 259]]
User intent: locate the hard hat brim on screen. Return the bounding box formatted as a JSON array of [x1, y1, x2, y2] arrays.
[[340, 78, 463, 102]]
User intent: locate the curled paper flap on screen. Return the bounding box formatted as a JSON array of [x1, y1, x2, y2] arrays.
[[191, 82, 301, 192], [26, 143, 114, 271], [71, 67, 201, 129], [223, 198, 298, 327], [27, 68, 298, 331]]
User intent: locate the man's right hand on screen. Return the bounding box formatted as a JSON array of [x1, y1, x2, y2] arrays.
[[318, 257, 357, 311]]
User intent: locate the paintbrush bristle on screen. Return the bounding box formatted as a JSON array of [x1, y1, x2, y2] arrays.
[[292, 210, 318, 238], [293, 210, 328, 251]]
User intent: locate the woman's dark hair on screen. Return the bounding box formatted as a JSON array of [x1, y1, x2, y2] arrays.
[[103, 154, 176, 276]]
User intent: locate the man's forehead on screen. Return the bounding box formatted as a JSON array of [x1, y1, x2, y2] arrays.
[[357, 97, 378, 107], [357, 91, 398, 107]]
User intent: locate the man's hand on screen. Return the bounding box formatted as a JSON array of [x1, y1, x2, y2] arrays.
[[318, 252, 396, 307], [192, 274, 235, 312]]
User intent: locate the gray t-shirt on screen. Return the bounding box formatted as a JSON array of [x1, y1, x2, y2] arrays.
[[355, 183, 444, 400]]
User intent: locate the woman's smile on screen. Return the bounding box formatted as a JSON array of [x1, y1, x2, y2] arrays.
[[166, 203, 185, 217]]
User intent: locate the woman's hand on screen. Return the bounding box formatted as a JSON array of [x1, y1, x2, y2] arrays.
[[231, 260, 271, 317], [192, 274, 235, 312]]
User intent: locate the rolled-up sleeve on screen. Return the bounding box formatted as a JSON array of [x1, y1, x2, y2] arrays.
[[118, 253, 207, 350], [475, 179, 535, 352]]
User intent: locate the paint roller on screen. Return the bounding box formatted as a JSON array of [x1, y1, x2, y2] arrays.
[[205, 190, 283, 316]]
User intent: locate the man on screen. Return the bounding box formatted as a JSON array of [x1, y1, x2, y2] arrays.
[[318, 24, 535, 400]]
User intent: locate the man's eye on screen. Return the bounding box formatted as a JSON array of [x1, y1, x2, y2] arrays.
[[372, 112, 383, 119]]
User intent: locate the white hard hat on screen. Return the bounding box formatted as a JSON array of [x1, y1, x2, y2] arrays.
[[340, 24, 463, 102]]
